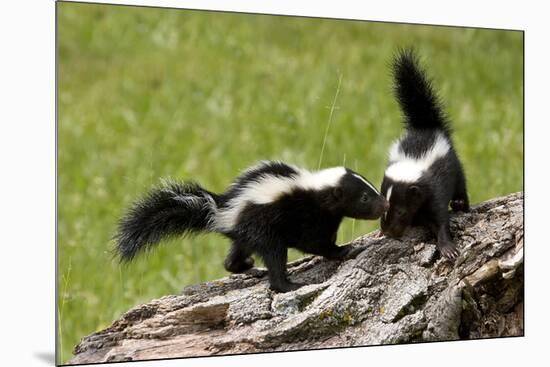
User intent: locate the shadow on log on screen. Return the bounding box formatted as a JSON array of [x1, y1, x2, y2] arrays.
[[70, 192, 524, 364]]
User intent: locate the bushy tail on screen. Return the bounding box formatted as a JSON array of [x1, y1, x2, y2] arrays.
[[114, 180, 219, 262], [392, 49, 450, 133]]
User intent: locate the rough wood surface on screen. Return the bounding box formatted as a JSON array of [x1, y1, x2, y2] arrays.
[[70, 192, 524, 364]]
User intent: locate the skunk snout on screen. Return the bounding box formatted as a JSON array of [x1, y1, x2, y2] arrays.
[[372, 196, 389, 217], [380, 219, 405, 239], [351, 195, 388, 220]]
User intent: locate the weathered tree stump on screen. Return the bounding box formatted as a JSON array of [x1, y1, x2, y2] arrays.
[[70, 192, 524, 364]]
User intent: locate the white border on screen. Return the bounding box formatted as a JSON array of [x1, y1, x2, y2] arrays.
[[1, 1, 547, 366]]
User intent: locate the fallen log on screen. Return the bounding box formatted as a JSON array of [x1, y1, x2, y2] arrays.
[[70, 192, 524, 364]]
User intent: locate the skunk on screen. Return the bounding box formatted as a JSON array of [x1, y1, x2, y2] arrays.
[[380, 50, 469, 259], [115, 160, 388, 292]]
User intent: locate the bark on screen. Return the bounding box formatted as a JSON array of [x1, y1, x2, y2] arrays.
[[70, 192, 524, 365]]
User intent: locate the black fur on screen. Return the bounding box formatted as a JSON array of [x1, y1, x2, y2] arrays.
[[392, 48, 451, 135], [380, 50, 469, 259], [115, 181, 218, 261], [115, 161, 388, 292]]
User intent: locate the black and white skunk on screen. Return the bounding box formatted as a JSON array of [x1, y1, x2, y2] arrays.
[[115, 160, 388, 292], [380, 50, 469, 259]]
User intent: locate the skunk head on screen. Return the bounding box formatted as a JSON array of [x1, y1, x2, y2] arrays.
[[380, 178, 428, 238], [323, 169, 388, 220], [380, 129, 449, 237]]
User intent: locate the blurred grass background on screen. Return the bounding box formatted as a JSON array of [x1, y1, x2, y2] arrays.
[[57, 2, 523, 364]]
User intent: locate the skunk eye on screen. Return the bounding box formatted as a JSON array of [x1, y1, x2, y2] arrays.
[[361, 193, 370, 203], [396, 208, 407, 217]]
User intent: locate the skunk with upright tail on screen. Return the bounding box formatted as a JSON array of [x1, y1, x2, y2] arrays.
[[380, 49, 469, 259], [115, 161, 388, 292]]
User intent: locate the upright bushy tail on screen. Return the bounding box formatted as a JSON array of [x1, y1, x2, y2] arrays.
[[114, 180, 219, 262], [392, 49, 451, 133]]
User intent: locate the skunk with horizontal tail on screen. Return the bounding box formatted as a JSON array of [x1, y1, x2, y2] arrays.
[[380, 49, 469, 259], [116, 160, 388, 292]]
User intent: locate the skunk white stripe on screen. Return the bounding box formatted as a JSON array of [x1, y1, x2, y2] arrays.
[[385, 133, 450, 183], [351, 173, 380, 195], [295, 167, 348, 195], [384, 185, 393, 220], [386, 185, 393, 202], [388, 140, 402, 163], [214, 166, 347, 232]]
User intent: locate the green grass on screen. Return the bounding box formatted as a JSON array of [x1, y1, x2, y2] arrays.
[[57, 3, 523, 364]]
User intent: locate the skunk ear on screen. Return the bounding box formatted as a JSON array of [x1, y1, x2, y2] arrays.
[[332, 187, 343, 201]]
